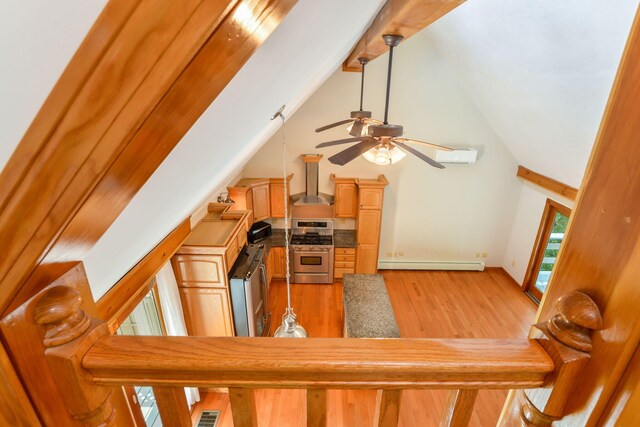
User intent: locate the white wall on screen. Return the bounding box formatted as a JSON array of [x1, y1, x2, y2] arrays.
[[502, 182, 574, 284], [244, 30, 522, 267], [0, 0, 107, 172]]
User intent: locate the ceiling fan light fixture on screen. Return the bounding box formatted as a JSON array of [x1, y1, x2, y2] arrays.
[[363, 145, 406, 165]]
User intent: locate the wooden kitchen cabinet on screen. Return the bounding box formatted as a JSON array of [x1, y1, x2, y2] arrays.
[[229, 176, 293, 223], [335, 184, 358, 218], [171, 254, 225, 288], [331, 175, 358, 218], [355, 244, 379, 275], [269, 175, 292, 218], [179, 287, 234, 336], [171, 204, 251, 338], [227, 186, 254, 223], [252, 182, 270, 221], [270, 247, 288, 279], [334, 247, 356, 279], [356, 210, 382, 245], [358, 187, 384, 209], [354, 175, 388, 274]]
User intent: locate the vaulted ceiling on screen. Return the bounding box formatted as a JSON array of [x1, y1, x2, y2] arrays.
[[425, 0, 639, 187], [1, 1, 637, 297]]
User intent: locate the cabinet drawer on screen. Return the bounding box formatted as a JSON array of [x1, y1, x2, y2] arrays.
[[334, 267, 355, 279], [335, 260, 355, 268], [335, 248, 356, 255], [335, 254, 356, 262], [172, 254, 225, 288]]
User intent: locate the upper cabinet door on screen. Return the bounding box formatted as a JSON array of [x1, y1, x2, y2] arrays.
[[269, 181, 287, 218], [334, 183, 358, 218], [359, 188, 384, 210], [252, 183, 271, 221]]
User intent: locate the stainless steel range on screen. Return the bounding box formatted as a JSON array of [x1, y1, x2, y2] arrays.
[[290, 218, 334, 284]]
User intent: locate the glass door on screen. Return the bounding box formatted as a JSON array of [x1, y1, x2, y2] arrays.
[[524, 199, 571, 302]]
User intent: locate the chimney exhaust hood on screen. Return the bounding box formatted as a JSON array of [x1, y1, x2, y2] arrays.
[[292, 154, 334, 206]]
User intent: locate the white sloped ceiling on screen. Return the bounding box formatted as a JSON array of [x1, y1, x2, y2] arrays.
[[425, 0, 639, 187]]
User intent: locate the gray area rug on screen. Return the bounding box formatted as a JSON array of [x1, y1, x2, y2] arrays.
[[342, 274, 400, 338]]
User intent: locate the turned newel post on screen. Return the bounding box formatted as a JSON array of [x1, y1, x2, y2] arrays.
[[34, 286, 116, 426], [520, 291, 603, 426]]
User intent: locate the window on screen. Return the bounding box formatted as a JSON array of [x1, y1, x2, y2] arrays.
[[117, 282, 166, 427], [523, 199, 571, 302]]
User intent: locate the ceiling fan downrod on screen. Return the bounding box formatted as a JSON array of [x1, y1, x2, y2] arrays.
[[358, 57, 368, 111], [381, 34, 403, 125]]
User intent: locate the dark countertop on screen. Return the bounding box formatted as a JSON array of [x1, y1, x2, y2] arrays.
[[334, 230, 357, 248], [251, 228, 356, 250], [249, 229, 287, 257], [342, 274, 400, 338]]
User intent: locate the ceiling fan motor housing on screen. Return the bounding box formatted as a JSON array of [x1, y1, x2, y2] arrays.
[[350, 110, 372, 119], [368, 123, 404, 138]]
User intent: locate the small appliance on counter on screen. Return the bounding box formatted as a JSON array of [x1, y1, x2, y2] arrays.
[[229, 244, 271, 336], [247, 221, 272, 243]]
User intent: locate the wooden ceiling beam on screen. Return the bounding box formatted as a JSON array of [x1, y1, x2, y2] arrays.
[[343, 0, 466, 71], [0, 0, 298, 316]]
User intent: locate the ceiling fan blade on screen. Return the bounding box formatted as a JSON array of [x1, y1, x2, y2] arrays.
[[316, 136, 370, 149], [348, 120, 365, 137], [394, 138, 454, 151], [394, 141, 445, 169], [315, 119, 355, 133], [328, 138, 379, 166]]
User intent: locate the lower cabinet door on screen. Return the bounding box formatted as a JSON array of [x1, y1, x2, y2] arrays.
[[271, 247, 287, 278], [178, 287, 234, 337], [356, 243, 379, 274]]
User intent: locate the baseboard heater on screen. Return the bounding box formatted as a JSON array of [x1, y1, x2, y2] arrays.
[[377, 260, 485, 271]]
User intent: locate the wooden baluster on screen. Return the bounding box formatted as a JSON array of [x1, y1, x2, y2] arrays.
[[33, 286, 116, 426], [229, 388, 258, 427], [520, 291, 603, 426], [373, 389, 403, 427], [307, 388, 327, 427], [153, 386, 191, 427], [440, 389, 478, 427]]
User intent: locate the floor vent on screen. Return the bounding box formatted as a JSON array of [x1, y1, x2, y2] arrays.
[[196, 410, 220, 427]]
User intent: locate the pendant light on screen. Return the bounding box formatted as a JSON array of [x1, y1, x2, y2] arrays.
[[271, 105, 308, 338]]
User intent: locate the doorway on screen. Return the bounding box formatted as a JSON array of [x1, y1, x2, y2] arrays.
[[523, 199, 571, 302]]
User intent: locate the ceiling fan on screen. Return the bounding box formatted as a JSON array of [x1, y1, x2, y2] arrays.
[[316, 35, 453, 168], [315, 57, 382, 137]]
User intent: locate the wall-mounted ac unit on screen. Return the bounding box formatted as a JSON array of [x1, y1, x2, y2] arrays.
[[435, 148, 478, 164]]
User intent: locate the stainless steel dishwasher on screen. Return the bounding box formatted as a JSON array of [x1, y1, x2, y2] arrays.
[[228, 244, 271, 336]]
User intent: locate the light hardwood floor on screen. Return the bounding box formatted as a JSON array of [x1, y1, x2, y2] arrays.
[[190, 269, 537, 426]]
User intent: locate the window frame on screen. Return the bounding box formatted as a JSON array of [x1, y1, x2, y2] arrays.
[[523, 198, 572, 302]]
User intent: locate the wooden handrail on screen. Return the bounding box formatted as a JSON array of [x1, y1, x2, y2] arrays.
[[83, 336, 553, 389], [28, 276, 602, 426]]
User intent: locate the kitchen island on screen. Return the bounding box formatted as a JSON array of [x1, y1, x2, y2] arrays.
[[342, 274, 400, 338]]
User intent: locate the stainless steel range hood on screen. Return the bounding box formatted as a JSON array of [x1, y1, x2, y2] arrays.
[[292, 154, 334, 206]]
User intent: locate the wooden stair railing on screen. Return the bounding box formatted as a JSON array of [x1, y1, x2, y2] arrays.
[[34, 287, 601, 427]]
